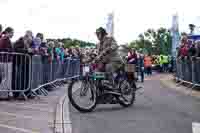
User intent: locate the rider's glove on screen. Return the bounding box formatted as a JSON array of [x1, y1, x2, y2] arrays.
[[95, 55, 102, 62]]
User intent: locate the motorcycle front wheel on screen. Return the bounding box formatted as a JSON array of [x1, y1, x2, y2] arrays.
[[68, 79, 97, 113]]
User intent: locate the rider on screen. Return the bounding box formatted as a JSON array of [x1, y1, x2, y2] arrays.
[[93, 27, 123, 82]]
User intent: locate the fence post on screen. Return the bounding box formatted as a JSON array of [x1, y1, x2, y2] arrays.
[[191, 57, 196, 84], [196, 57, 200, 84]]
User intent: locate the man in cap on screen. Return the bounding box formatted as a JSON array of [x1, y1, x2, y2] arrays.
[[94, 27, 123, 85]]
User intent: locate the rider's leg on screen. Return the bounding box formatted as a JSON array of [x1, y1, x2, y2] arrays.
[[105, 63, 114, 81], [105, 62, 123, 87]]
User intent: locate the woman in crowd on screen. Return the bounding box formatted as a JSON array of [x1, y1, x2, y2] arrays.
[[179, 37, 189, 58], [144, 54, 152, 75], [127, 48, 138, 80], [127, 49, 137, 64]]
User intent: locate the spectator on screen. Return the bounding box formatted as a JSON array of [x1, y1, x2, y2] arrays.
[[163, 55, 169, 72], [188, 43, 196, 57], [127, 49, 137, 64], [64, 48, 69, 58], [12, 32, 33, 98], [179, 37, 189, 58], [36, 33, 44, 42], [39, 39, 48, 56], [61, 46, 65, 62], [71, 48, 77, 58], [32, 33, 44, 52], [14, 31, 33, 51], [68, 48, 74, 57], [0, 27, 14, 50], [126, 48, 138, 81], [47, 41, 54, 62], [32, 36, 42, 53], [25, 30, 33, 40], [0, 27, 14, 97], [144, 54, 152, 75], [54, 42, 64, 62], [74, 48, 81, 59], [52, 46, 58, 60], [159, 54, 164, 72]]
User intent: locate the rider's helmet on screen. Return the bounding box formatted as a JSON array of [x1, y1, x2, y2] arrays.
[[96, 27, 107, 35]]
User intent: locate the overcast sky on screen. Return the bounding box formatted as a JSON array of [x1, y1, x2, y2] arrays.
[[1, 0, 200, 44]]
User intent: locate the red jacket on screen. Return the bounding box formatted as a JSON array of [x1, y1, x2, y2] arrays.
[[180, 46, 188, 57], [128, 52, 137, 64], [0, 36, 12, 50], [0, 36, 13, 62]]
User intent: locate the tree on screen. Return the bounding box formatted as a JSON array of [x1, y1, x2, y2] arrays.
[[128, 27, 172, 55], [47, 37, 96, 48]]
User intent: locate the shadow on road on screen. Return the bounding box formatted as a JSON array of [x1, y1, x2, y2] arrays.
[[93, 105, 124, 113]]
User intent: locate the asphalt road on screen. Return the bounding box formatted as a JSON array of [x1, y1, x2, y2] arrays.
[[69, 74, 200, 133]]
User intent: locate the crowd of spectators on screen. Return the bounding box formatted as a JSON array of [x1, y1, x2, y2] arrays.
[[127, 48, 174, 82], [0, 24, 98, 63], [177, 34, 200, 59]]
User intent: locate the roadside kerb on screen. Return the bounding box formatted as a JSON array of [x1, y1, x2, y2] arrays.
[[160, 75, 200, 99]]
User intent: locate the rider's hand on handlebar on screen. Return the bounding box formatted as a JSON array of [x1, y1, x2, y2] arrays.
[[95, 55, 102, 62], [91, 59, 97, 64]]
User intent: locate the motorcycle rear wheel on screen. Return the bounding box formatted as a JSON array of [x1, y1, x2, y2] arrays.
[[117, 80, 136, 107]]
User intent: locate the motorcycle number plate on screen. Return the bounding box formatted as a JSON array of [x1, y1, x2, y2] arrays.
[[83, 66, 90, 73]]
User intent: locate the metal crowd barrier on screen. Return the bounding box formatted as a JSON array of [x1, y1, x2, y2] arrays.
[[0, 51, 80, 100], [175, 57, 200, 89], [0, 51, 31, 99]]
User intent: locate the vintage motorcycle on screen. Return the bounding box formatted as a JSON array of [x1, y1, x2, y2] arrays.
[[68, 63, 139, 113]]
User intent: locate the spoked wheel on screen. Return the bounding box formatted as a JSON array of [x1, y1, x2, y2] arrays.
[[117, 80, 136, 107], [68, 79, 97, 113]]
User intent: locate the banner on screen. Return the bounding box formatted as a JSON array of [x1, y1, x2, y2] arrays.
[[106, 12, 114, 37]]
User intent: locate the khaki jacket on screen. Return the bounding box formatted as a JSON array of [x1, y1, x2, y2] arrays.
[[96, 36, 122, 64]]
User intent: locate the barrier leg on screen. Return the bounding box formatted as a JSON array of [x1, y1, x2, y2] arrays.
[[19, 92, 28, 100], [40, 87, 48, 96]]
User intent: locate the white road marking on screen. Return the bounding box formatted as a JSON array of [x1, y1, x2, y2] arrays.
[[192, 122, 200, 133], [59, 81, 81, 133], [0, 123, 39, 133], [55, 95, 66, 133], [63, 95, 72, 133]]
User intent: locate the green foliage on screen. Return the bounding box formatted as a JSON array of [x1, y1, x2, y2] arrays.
[[47, 38, 96, 48], [128, 27, 172, 55]]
